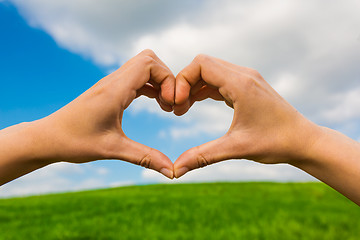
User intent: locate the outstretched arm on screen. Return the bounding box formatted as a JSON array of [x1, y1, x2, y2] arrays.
[[173, 54, 360, 206], [0, 49, 175, 186]]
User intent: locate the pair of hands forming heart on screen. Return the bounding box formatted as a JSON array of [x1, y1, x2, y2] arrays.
[[27, 49, 320, 180], [2, 49, 360, 205]]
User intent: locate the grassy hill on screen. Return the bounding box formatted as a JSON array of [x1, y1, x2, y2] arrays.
[[0, 182, 359, 240]]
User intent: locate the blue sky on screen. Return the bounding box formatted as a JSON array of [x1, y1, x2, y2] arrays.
[[0, 4, 103, 127], [1, 0, 360, 197]]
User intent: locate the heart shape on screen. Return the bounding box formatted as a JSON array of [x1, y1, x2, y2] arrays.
[[28, 49, 316, 182], [115, 50, 315, 179]]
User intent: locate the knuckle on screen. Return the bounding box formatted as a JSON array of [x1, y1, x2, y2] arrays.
[[241, 76, 258, 92], [140, 49, 156, 57], [233, 70, 260, 92], [179, 72, 192, 86], [193, 146, 210, 168], [141, 55, 155, 66], [197, 154, 209, 168], [193, 54, 211, 64], [246, 67, 262, 78], [138, 153, 152, 169]]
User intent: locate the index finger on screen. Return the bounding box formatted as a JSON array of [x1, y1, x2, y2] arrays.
[[109, 49, 175, 106], [175, 54, 228, 105], [138, 50, 175, 105]]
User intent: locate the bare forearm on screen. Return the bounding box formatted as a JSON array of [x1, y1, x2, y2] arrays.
[[0, 122, 51, 185], [292, 126, 360, 205]]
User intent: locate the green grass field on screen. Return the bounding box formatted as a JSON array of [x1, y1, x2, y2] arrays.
[[0, 182, 359, 240]]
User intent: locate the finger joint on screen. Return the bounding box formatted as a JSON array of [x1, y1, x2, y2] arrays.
[[138, 153, 152, 169], [194, 54, 211, 64], [197, 153, 209, 168]]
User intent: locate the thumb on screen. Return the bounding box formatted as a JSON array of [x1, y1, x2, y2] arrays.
[[173, 135, 237, 178], [115, 137, 174, 179]]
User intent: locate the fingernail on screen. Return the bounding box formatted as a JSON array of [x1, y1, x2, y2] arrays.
[[174, 167, 189, 178], [160, 168, 174, 179]]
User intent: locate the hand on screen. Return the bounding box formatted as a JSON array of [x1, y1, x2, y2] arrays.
[[30, 50, 175, 178], [173, 54, 322, 178]]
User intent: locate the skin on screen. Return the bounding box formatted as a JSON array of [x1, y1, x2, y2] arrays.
[[1, 50, 360, 206], [0, 49, 175, 185], [173, 54, 360, 206]]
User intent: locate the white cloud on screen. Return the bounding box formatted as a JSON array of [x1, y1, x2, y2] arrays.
[[109, 181, 134, 188], [8, 0, 204, 67], [142, 160, 317, 183], [0, 162, 113, 198], [96, 167, 109, 176], [320, 87, 360, 124], [129, 96, 175, 118], [168, 101, 232, 139], [272, 72, 302, 101], [130, 97, 232, 139]]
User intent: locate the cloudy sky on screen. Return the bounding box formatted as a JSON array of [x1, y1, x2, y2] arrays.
[[1, 0, 360, 197]]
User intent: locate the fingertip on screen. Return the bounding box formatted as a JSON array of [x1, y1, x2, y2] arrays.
[[175, 76, 191, 105], [173, 152, 192, 178], [175, 91, 187, 105], [161, 94, 175, 107], [173, 109, 187, 116], [160, 168, 174, 179], [173, 101, 191, 116], [160, 78, 176, 106], [155, 64, 175, 104], [174, 167, 189, 178], [156, 98, 173, 112], [148, 149, 174, 179]]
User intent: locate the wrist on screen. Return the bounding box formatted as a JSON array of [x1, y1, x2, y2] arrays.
[[30, 113, 108, 164], [0, 121, 57, 185], [0, 121, 53, 171], [19, 120, 57, 166], [284, 116, 325, 167]]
